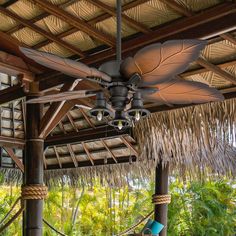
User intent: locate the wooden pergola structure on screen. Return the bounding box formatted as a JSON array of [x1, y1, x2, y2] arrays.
[[0, 0, 235, 235]]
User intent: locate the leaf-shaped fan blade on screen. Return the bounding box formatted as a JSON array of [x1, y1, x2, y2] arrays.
[[27, 90, 98, 104], [19, 47, 111, 82], [120, 39, 206, 85], [144, 80, 224, 104]]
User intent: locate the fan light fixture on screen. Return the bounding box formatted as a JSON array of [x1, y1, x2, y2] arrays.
[[108, 111, 131, 131], [89, 92, 112, 121], [127, 92, 150, 121]]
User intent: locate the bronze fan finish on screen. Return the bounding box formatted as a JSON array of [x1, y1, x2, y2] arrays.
[[19, 47, 111, 82], [144, 79, 224, 105], [120, 40, 206, 85]]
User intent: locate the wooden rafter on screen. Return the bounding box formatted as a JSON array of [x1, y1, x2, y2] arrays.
[[0, 84, 26, 106], [79, 108, 95, 129], [46, 155, 136, 169], [67, 144, 78, 167], [7, 0, 78, 34], [87, 0, 151, 34], [81, 142, 94, 166], [197, 57, 236, 84], [100, 139, 117, 163], [45, 125, 131, 147], [67, 112, 79, 132], [159, 0, 194, 17], [4, 147, 24, 172], [0, 31, 44, 72], [0, 6, 85, 57], [39, 80, 78, 138], [58, 121, 67, 134], [32, 0, 115, 47], [220, 33, 236, 45], [80, 2, 236, 66], [1, 0, 18, 8], [33, 0, 150, 50], [53, 146, 62, 168], [182, 59, 236, 77], [120, 136, 139, 157]]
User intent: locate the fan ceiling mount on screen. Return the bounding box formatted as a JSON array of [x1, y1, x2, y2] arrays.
[[20, 0, 223, 131]]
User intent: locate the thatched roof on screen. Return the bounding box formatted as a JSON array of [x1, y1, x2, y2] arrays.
[[0, 0, 235, 185]]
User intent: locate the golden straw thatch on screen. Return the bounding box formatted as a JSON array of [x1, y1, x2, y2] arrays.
[[134, 98, 236, 179]]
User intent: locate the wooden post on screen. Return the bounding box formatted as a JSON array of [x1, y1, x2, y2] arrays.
[[23, 95, 44, 236], [154, 162, 169, 236]]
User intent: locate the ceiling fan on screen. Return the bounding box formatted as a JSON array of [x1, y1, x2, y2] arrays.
[[20, 0, 223, 131]]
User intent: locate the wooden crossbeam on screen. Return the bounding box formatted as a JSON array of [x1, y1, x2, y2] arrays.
[[1, 0, 18, 7], [220, 33, 236, 45], [0, 136, 24, 149], [67, 144, 78, 167], [87, 0, 151, 34], [0, 84, 26, 106], [100, 139, 118, 163], [33, 0, 115, 47], [53, 146, 62, 168], [0, 7, 85, 57], [182, 59, 236, 77], [80, 2, 236, 66], [39, 81, 79, 138], [67, 112, 79, 132], [81, 142, 94, 166], [197, 57, 236, 84], [7, 0, 77, 34], [120, 136, 139, 157], [4, 147, 24, 172], [45, 126, 131, 147], [46, 155, 136, 169], [33, 0, 150, 50], [79, 108, 95, 129], [159, 0, 194, 17]]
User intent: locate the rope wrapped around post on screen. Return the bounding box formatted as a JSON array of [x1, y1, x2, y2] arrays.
[[21, 184, 48, 200], [152, 194, 171, 205]]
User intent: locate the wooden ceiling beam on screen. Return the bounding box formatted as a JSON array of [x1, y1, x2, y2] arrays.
[[1, 0, 18, 8], [220, 33, 236, 45], [32, 0, 150, 50], [80, 3, 236, 66], [100, 139, 118, 163], [67, 112, 79, 132], [0, 7, 85, 57], [159, 0, 194, 17], [0, 135, 25, 149], [46, 155, 136, 169], [53, 146, 62, 168], [67, 144, 78, 167], [87, 0, 151, 34], [39, 81, 79, 139], [7, 0, 77, 34], [182, 59, 236, 77], [81, 142, 94, 166], [120, 136, 139, 157], [0, 84, 26, 106], [79, 108, 95, 129], [3, 147, 24, 172], [45, 126, 131, 147], [197, 57, 236, 84], [32, 0, 115, 47]]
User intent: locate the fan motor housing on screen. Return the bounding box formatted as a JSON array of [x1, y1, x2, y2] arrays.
[[109, 84, 129, 110]]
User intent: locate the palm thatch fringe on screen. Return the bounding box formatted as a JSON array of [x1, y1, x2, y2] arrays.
[[0, 168, 22, 185], [134, 98, 236, 179], [44, 161, 150, 187], [0, 162, 151, 187]]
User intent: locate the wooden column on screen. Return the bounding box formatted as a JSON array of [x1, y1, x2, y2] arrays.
[[23, 95, 44, 236], [154, 161, 169, 236]]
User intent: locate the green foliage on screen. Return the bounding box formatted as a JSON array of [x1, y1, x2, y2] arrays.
[[0, 179, 235, 236]]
